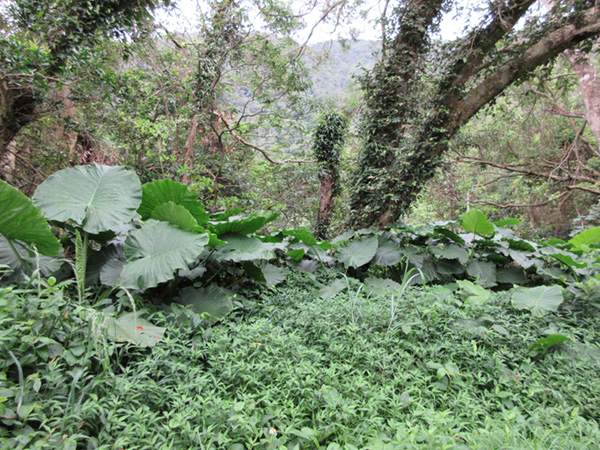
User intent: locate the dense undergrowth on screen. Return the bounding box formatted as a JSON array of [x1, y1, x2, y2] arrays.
[[2, 273, 600, 449], [2, 164, 600, 448]]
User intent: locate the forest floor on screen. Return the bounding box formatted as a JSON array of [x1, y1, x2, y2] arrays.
[[2, 275, 600, 449]]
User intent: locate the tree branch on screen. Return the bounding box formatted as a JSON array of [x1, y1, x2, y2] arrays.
[[216, 112, 314, 165]]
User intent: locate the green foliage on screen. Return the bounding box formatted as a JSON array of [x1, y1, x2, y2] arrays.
[[0, 180, 59, 257], [138, 179, 209, 225], [119, 221, 209, 290], [0, 180, 60, 283], [461, 210, 495, 236], [312, 110, 348, 239], [104, 311, 166, 347], [511, 286, 564, 316], [4, 276, 600, 448], [33, 164, 142, 234], [312, 111, 347, 186]]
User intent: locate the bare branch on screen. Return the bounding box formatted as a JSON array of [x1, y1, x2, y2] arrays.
[[216, 112, 314, 165]]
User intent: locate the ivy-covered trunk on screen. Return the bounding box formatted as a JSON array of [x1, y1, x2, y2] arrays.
[[348, 0, 600, 229], [312, 111, 347, 240]]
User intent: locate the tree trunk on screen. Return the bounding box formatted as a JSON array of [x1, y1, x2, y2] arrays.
[[540, 1, 600, 149], [349, 0, 600, 229], [315, 175, 335, 240], [563, 49, 600, 149], [0, 83, 37, 166]]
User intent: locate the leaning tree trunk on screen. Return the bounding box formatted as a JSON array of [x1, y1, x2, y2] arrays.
[[349, 0, 600, 229]]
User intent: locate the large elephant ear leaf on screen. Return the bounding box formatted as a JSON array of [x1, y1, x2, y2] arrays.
[[103, 311, 165, 347], [174, 284, 235, 323], [209, 212, 280, 236], [335, 236, 378, 268], [0, 180, 59, 257], [0, 236, 62, 283], [151, 201, 198, 230], [568, 227, 600, 251], [511, 286, 563, 316], [119, 221, 209, 290], [461, 211, 494, 236], [138, 179, 209, 225], [33, 164, 142, 234]]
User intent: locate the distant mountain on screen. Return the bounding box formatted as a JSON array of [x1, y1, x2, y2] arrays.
[[305, 40, 380, 101]]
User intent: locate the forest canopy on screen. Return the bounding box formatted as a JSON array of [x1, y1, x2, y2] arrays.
[[1, 0, 600, 237]]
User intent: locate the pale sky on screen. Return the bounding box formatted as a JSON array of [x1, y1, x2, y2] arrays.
[[156, 0, 481, 43]]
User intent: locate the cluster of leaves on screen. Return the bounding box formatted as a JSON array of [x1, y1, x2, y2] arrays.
[[300, 211, 600, 316], [3, 165, 600, 335]]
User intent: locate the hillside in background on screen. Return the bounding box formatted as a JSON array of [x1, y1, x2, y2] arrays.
[[306, 40, 379, 102]]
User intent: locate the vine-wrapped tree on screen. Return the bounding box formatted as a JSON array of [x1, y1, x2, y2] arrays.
[[349, 0, 600, 229], [312, 110, 347, 239]]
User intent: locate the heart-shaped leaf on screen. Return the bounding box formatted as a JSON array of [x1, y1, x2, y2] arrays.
[[175, 284, 235, 322], [151, 201, 198, 230], [120, 221, 209, 289], [1, 180, 60, 257], [138, 179, 208, 225], [511, 286, 563, 316], [335, 236, 378, 268], [104, 311, 165, 347], [33, 164, 141, 234], [568, 227, 600, 250], [461, 211, 494, 236]]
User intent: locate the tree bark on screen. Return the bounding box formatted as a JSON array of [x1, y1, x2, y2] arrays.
[[315, 175, 335, 240], [0, 83, 37, 167], [566, 49, 600, 147], [348, 0, 446, 228], [349, 0, 600, 229]]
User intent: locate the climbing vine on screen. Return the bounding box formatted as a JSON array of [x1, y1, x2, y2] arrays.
[[312, 110, 347, 239]]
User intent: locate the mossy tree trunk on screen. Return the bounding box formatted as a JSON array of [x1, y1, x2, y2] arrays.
[[348, 0, 600, 229]]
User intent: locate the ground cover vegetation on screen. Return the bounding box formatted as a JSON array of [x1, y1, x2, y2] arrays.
[[2, 0, 600, 448], [2, 164, 600, 447]]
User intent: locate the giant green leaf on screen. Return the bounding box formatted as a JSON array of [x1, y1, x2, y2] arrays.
[[435, 258, 465, 275], [104, 311, 165, 347], [496, 266, 527, 284], [209, 212, 280, 236], [175, 284, 235, 322], [33, 164, 141, 234], [466, 260, 497, 286], [282, 229, 318, 245], [433, 227, 465, 245], [217, 234, 282, 262], [364, 277, 402, 297], [437, 245, 469, 264], [511, 286, 563, 316], [461, 211, 494, 236], [151, 201, 198, 230], [313, 278, 347, 299], [261, 263, 289, 286], [568, 227, 600, 250], [86, 244, 125, 287], [335, 236, 378, 268], [0, 236, 61, 283], [0, 180, 59, 257], [287, 258, 319, 273], [373, 240, 404, 266], [138, 179, 208, 225], [119, 221, 209, 289]]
